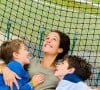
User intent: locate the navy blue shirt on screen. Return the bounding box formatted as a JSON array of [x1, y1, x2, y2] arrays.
[[56, 73, 91, 90]]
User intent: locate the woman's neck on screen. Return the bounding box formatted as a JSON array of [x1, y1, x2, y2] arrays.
[[41, 55, 57, 70]]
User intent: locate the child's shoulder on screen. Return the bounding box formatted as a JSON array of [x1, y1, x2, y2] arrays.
[[7, 60, 21, 68]]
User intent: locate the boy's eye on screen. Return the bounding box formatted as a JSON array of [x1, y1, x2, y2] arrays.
[[24, 47, 28, 51], [24, 48, 27, 50], [62, 62, 64, 64], [56, 62, 63, 65]]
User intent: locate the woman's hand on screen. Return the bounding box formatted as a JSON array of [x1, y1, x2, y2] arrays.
[[2, 67, 21, 90]]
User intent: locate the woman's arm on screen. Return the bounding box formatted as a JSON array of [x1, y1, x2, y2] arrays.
[[0, 61, 5, 73], [0, 63, 21, 90]]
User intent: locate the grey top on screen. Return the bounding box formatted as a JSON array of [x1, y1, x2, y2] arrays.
[[28, 57, 59, 90]]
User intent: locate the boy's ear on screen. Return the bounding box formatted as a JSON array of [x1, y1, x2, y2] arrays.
[[13, 52, 18, 58], [58, 48, 63, 53], [68, 68, 75, 74]]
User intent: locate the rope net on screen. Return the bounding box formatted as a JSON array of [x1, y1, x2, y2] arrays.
[[0, 0, 100, 87]]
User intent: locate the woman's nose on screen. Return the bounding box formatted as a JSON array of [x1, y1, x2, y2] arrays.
[[47, 39, 51, 43]]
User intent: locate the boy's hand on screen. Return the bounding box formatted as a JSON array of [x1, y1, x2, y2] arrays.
[[31, 74, 45, 87]]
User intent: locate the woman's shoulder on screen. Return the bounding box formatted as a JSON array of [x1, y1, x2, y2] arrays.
[[28, 57, 41, 77], [29, 57, 40, 68], [30, 57, 41, 64]]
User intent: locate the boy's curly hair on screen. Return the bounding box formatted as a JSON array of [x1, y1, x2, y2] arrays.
[[63, 55, 92, 81]]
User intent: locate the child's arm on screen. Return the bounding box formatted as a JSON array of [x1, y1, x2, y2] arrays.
[[31, 74, 45, 87], [19, 74, 45, 90]]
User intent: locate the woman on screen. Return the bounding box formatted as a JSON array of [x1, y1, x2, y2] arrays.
[[1, 30, 70, 90]]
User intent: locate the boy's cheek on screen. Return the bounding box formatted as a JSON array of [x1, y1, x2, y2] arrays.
[[54, 70, 61, 76]]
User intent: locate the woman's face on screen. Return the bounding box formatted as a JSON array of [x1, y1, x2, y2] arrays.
[[42, 32, 62, 55]]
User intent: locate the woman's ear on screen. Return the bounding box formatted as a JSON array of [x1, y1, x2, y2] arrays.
[[58, 48, 63, 53]]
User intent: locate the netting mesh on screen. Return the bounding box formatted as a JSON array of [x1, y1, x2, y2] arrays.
[[0, 0, 100, 87]]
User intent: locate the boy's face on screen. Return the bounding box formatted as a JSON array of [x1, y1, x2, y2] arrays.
[[55, 59, 74, 79], [14, 44, 30, 65]]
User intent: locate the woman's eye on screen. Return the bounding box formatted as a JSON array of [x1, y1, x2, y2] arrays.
[[53, 38, 56, 41], [45, 37, 49, 40]]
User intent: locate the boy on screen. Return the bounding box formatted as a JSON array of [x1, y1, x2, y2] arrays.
[[55, 55, 92, 90], [0, 39, 44, 90]]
